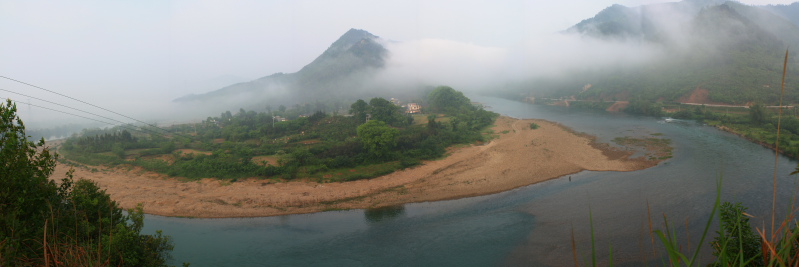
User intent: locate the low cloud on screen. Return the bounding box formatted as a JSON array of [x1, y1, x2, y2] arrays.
[[375, 32, 666, 93]]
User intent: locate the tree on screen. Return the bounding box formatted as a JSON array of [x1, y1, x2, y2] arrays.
[[0, 99, 174, 266], [279, 105, 287, 113], [369, 97, 404, 126], [749, 102, 767, 125], [357, 120, 399, 159], [0, 99, 59, 262], [428, 86, 471, 114], [308, 110, 326, 123], [350, 99, 369, 124]]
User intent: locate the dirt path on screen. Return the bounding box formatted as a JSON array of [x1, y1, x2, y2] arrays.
[[51, 116, 658, 218]]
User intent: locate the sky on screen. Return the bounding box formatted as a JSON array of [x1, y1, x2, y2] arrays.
[[0, 0, 796, 127]]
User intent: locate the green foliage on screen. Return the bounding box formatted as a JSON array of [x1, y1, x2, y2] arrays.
[[357, 120, 400, 159], [710, 202, 762, 266], [427, 86, 472, 114], [107, 204, 174, 267], [530, 123, 540, 129], [0, 99, 173, 266], [624, 99, 664, 117], [685, 105, 799, 160], [368, 97, 408, 127], [349, 99, 368, 124], [62, 87, 497, 182], [65, 129, 143, 153], [569, 100, 614, 111], [749, 103, 767, 125], [0, 99, 59, 264]]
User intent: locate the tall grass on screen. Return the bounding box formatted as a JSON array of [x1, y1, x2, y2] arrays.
[[756, 50, 799, 266]]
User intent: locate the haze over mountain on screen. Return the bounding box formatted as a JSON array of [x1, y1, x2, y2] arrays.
[[176, 0, 799, 111], [174, 29, 391, 109], [507, 0, 799, 105], [763, 2, 799, 26]]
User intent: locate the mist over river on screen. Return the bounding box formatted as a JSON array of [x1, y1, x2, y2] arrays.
[[143, 96, 799, 266]]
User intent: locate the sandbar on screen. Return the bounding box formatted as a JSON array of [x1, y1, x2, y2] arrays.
[[50, 116, 658, 218]]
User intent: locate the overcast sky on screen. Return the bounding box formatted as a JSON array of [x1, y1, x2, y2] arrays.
[[0, 0, 796, 126]]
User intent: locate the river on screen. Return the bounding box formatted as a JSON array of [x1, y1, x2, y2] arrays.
[[143, 96, 799, 266]]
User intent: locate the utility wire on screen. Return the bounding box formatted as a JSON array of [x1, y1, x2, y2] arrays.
[[1, 88, 143, 130], [0, 75, 175, 136], [2, 90, 174, 138], [0, 76, 194, 139], [2, 97, 157, 137]]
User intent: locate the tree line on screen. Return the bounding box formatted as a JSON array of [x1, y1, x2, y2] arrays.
[[60, 86, 498, 181]]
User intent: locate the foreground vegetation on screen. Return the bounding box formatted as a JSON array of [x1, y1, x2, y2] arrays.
[[60, 86, 498, 182], [0, 99, 175, 266]]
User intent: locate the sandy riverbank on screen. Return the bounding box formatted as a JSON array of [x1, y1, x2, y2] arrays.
[[50, 116, 659, 218]]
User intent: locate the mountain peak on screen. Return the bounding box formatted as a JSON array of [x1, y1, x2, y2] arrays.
[[174, 28, 388, 105], [302, 28, 386, 71], [326, 28, 380, 53]]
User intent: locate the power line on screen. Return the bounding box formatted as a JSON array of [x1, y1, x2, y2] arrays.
[[1, 89, 174, 138], [0, 75, 174, 136], [2, 97, 157, 137], [1, 88, 140, 130], [0, 76, 195, 140]]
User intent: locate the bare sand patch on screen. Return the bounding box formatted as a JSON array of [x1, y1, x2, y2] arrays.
[[251, 155, 279, 166], [175, 149, 211, 155], [51, 116, 658, 218]]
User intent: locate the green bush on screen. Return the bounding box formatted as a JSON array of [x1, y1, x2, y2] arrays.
[[710, 202, 763, 266]]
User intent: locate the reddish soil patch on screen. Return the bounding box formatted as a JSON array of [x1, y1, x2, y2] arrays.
[[679, 87, 716, 104], [606, 101, 629, 112]]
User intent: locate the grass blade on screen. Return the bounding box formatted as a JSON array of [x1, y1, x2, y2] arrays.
[[682, 175, 721, 266], [590, 207, 597, 267], [572, 225, 580, 267], [772, 49, 789, 241], [609, 243, 613, 267]]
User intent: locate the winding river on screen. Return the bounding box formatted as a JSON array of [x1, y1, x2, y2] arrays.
[[143, 96, 799, 266]]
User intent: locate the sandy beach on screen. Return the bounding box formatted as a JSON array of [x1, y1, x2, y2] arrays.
[[50, 116, 659, 218]]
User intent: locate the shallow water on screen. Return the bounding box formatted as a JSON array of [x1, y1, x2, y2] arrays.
[[144, 96, 799, 266]]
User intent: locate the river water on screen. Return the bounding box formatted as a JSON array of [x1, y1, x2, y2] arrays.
[[143, 96, 799, 266]]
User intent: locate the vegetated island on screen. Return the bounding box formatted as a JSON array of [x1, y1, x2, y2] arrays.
[[53, 87, 669, 218]]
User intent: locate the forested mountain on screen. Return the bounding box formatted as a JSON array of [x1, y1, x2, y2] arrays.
[[174, 28, 388, 107], [512, 0, 799, 105], [763, 2, 799, 27]]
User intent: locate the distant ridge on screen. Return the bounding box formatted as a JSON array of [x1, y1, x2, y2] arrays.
[[174, 28, 387, 106], [762, 2, 799, 26], [524, 0, 799, 105]]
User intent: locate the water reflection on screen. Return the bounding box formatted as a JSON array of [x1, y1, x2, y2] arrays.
[[364, 205, 406, 223]]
